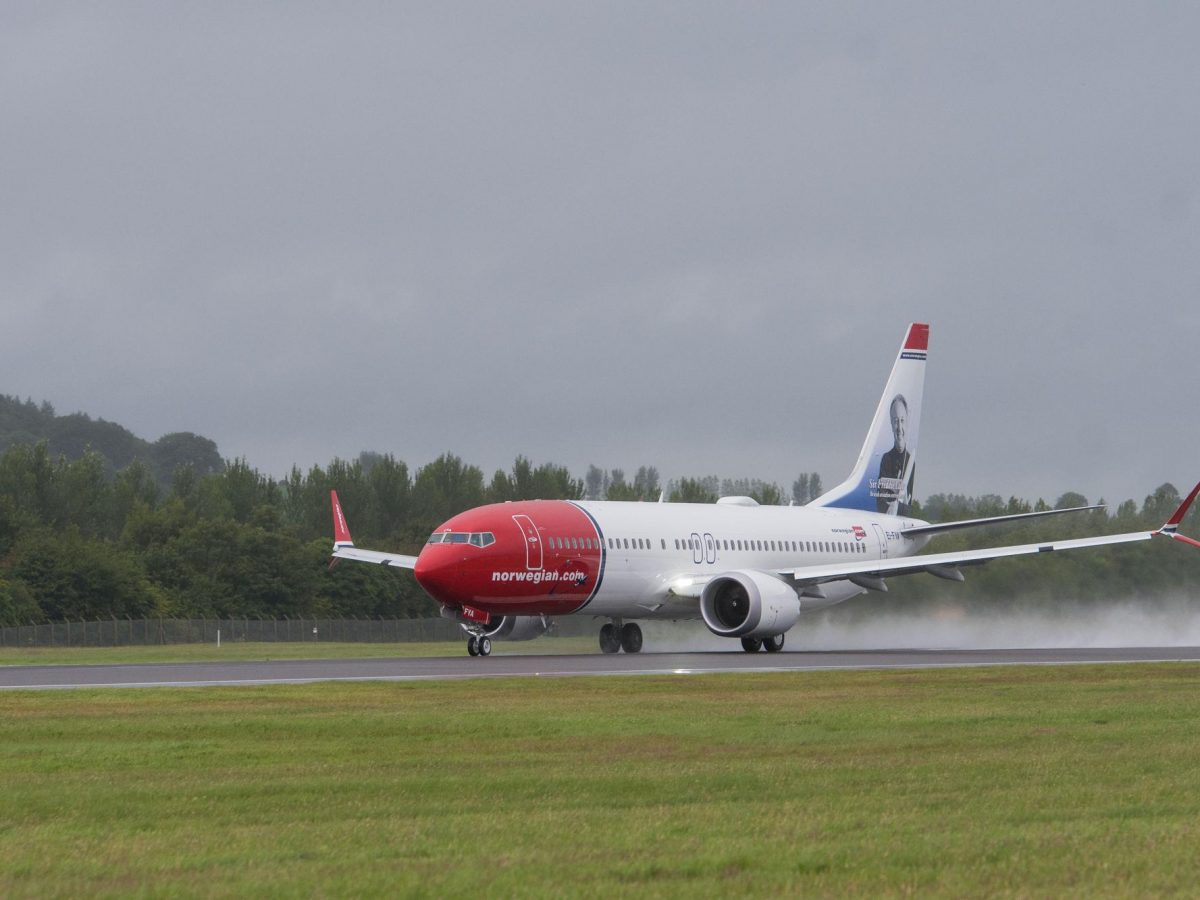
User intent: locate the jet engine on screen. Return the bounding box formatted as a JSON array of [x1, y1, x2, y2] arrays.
[[481, 615, 552, 642], [700, 570, 801, 639]]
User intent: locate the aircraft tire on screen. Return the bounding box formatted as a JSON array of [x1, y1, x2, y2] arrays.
[[467, 636, 479, 657], [619, 623, 643, 654], [740, 637, 763, 653], [599, 624, 621, 654], [763, 634, 785, 653], [478, 637, 492, 657]]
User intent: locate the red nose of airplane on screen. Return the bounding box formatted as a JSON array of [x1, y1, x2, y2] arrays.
[[411, 501, 607, 616], [413, 547, 467, 607]]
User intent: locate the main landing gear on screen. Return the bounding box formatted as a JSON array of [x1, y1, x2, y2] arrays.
[[741, 634, 785, 653], [599, 619, 642, 654], [465, 631, 492, 657]]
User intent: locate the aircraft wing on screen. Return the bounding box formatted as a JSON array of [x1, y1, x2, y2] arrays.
[[329, 489, 418, 570], [782, 530, 1153, 587], [331, 545, 418, 569], [784, 480, 1200, 588]]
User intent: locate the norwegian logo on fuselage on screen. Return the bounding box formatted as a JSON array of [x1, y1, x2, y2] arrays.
[[853, 525, 866, 540]]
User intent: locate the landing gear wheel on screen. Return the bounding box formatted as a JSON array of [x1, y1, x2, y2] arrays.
[[599, 624, 621, 654], [477, 637, 492, 657], [619, 623, 643, 654], [763, 634, 785, 653], [740, 637, 763, 653], [467, 636, 480, 656]]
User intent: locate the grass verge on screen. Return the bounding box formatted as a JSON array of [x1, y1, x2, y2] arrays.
[[0, 636, 599, 667], [2, 665, 1199, 896]]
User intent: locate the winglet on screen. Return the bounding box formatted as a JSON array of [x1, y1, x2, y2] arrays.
[[1157, 481, 1200, 548], [331, 490, 354, 548]]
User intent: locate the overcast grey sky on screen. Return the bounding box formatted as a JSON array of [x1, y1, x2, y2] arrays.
[[3, 4, 1197, 507]]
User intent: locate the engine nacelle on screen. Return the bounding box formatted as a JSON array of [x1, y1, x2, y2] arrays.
[[482, 615, 552, 642], [700, 570, 801, 639]]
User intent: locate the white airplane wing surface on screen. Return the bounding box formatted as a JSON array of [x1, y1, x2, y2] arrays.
[[782, 530, 1153, 586], [784, 481, 1200, 588], [329, 490, 418, 570], [331, 545, 418, 569]]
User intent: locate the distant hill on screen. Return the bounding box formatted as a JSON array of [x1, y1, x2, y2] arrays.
[[0, 395, 224, 486]]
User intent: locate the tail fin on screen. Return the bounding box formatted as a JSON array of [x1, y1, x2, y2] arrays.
[[811, 323, 929, 515]]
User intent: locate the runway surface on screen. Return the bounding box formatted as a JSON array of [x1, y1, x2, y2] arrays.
[[3, 646, 1200, 690]]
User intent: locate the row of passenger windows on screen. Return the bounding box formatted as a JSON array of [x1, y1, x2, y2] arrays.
[[546, 536, 600, 551], [603, 536, 868, 554]]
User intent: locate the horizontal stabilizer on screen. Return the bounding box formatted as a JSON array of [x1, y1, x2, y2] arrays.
[[902, 504, 1105, 537]]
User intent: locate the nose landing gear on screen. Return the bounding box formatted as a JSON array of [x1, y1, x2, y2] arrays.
[[463, 629, 492, 657], [599, 619, 642, 654]]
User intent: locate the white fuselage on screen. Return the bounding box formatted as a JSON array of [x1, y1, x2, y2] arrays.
[[575, 500, 932, 619]]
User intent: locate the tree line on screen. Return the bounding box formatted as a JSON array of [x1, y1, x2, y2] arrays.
[[0, 438, 1195, 626]]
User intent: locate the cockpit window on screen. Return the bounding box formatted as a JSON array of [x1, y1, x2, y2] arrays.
[[427, 531, 494, 547]]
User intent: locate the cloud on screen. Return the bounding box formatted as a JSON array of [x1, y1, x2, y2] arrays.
[[2, 4, 1197, 505]]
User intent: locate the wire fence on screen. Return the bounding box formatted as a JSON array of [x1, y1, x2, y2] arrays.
[[0, 617, 470, 648], [0, 616, 598, 648]]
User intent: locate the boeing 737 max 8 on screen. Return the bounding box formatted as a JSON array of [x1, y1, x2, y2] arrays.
[[331, 323, 1200, 656]]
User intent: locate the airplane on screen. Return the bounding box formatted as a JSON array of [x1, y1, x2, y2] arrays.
[[330, 322, 1200, 657]]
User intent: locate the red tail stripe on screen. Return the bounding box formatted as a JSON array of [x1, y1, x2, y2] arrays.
[[904, 323, 930, 352]]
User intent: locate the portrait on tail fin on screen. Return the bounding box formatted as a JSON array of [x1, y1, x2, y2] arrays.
[[874, 393, 915, 515]]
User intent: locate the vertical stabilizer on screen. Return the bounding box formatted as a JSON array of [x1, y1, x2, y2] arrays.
[[811, 323, 929, 515]]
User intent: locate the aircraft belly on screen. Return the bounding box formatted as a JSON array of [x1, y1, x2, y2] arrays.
[[799, 581, 865, 611], [586, 568, 700, 620]]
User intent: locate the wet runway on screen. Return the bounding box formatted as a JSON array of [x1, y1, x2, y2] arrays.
[[3, 646, 1200, 690]]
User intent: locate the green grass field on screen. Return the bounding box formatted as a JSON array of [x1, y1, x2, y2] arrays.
[[2, 664, 1199, 897]]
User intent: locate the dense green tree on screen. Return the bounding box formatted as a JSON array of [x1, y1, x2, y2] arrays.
[[11, 528, 162, 621], [0, 577, 38, 626], [411, 454, 486, 525], [670, 477, 719, 503]]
